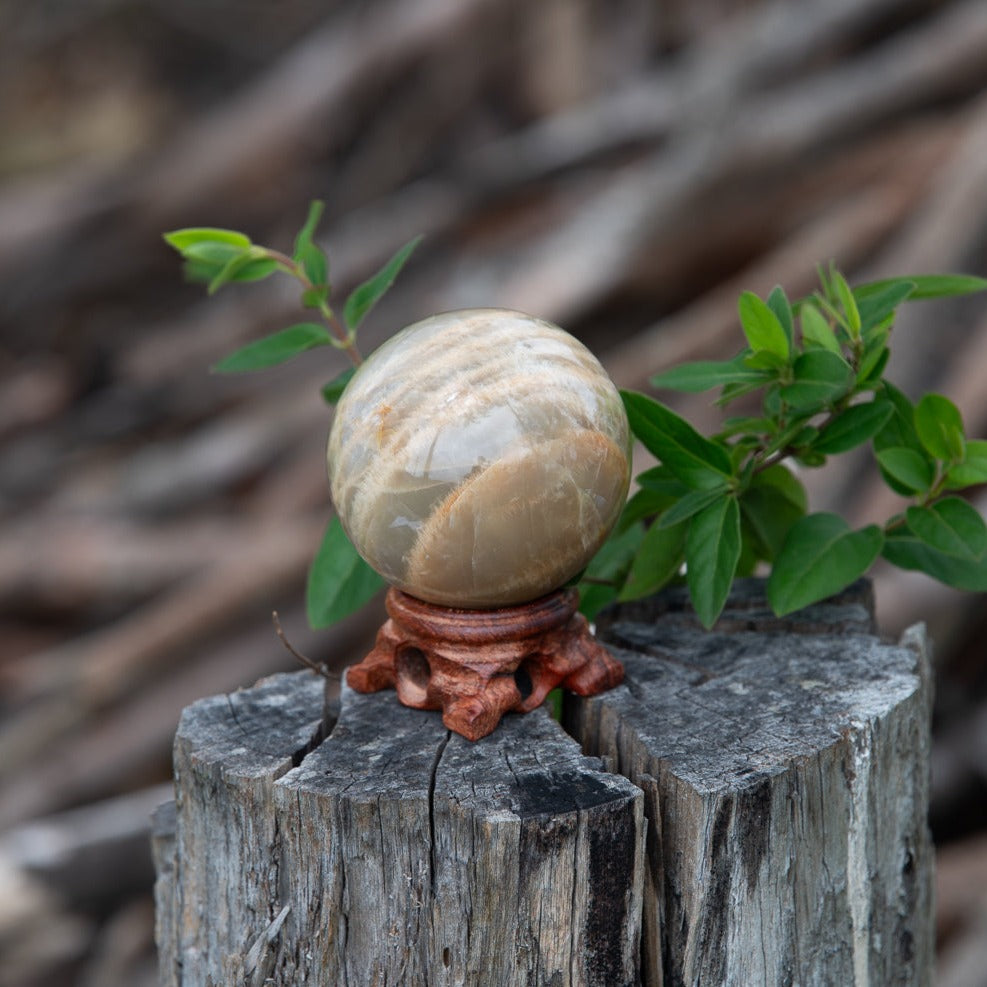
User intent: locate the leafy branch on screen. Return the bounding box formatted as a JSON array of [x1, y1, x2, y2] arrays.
[[578, 265, 987, 627], [164, 202, 987, 635], [163, 202, 422, 629]]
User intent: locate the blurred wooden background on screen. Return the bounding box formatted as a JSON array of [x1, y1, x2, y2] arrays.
[[1, 1, 987, 984]]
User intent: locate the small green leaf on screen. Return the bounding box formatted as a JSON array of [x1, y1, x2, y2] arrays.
[[297, 241, 329, 290], [946, 439, 987, 488], [738, 291, 790, 360], [182, 241, 247, 265], [767, 285, 794, 348], [768, 513, 883, 616], [618, 488, 677, 531], [163, 228, 251, 252], [293, 201, 324, 259], [800, 302, 842, 354], [208, 246, 270, 295], [302, 285, 330, 309], [226, 257, 279, 284], [657, 486, 727, 529], [856, 273, 987, 301], [779, 350, 854, 410], [832, 270, 861, 337], [212, 323, 331, 373], [874, 383, 923, 452], [875, 447, 935, 494], [857, 328, 890, 383], [740, 467, 807, 560], [853, 280, 914, 332], [578, 522, 646, 619], [813, 400, 895, 455], [882, 529, 987, 591], [650, 356, 771, 393], [321, 366, 357, 405], [905, 498, 987, 560], [343, 236, 423, 331], [686, 496, 741, 629], [632, 465, 689, 498], [622, 391, 734, 489], [915, 393, 965, 462], [743, 350, 789, 372], [619, 519, 687, 601], [292, 202, 329, 287], [307, 517, 386, 628]]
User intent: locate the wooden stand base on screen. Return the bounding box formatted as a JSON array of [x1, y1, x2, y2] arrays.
[[346, 587, 624, 740]]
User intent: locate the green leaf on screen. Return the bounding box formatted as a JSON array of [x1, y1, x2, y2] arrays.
[[738, 291, 790, 360], [947, 439, 987, 488], [800, 302, 842, 354], [832, 270, 861, 338], [768, 513, 883, 616], [182, 241, 246, 265], [874, 383, 923, 452], [321, 366, 357, 405], [650, 356, 771, 393], [163, 227, 251, 252], [875, 447, 935, 493], [853, 280, 914, 332], [743, 350, 788, 372], [657, 486, 727, 529], [857, 330, 890, 384], [297, 241, 329, 290], [619, 519, 687, 601], [856, 273, 987, 302], [882, 529, 987, 591], [305, 285, 329, 307], [813, 400, 895, 455], [778, 350, 854, 410], [307, 517, 386, 628], [618, 488, 677, 531], [208, 246, 270, 295], [914, 393, 965, 462], [293, 200, 324, 258], [739, 468, 807, 561], [343, 236, 422, 331], [212, 323, 331, 373], [634, 465, 690, 497], [767, 285, 794, 349], [578, 522, 646, 619], [225, 257, 279, 284], [622, 391, 734, 489], [685, 496, 741, 628], [905, 498, 987, 560]]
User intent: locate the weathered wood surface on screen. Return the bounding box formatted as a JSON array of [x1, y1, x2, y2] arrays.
[[156, 578, 934, 986], [157, 671, 644, 986], [569, 579, 934, 987]]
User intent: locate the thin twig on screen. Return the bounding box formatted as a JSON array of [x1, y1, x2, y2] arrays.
[[271, 611, 338, 681]]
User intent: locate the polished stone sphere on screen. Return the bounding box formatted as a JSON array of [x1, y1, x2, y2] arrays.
[[327, 309, 631, 608]]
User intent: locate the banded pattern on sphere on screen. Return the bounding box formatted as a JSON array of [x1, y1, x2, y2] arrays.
[[327, 309, 631, 608]]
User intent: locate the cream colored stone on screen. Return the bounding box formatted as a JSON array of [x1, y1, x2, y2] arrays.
[[327, 309, 630, 607]]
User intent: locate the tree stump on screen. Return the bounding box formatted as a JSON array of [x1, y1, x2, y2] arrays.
[[572, 578, 934, 987], [154, 672, 644, 986], [154, 579, 933, 986]]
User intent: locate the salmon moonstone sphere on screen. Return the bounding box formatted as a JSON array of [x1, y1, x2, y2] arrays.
[[327, 309, 631, 609]]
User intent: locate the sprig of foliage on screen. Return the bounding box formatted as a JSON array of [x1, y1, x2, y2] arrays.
[[578, 267, 987, 627], [165, 208, 987, 635], [163, 202, 421, 628]]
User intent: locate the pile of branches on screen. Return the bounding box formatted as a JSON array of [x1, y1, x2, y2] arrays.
[[2, 0, 987, 983]]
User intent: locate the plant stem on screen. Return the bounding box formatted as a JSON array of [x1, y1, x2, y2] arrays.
[[266, 249, 364, 367]]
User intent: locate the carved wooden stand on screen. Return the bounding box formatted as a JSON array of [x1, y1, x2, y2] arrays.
[[346, 587, 624, 740]]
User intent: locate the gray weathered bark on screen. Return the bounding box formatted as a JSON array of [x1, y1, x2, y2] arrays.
[[156, 672, 644, 986], [569, 578, 934, 987], [155, 579, 934, 986]]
